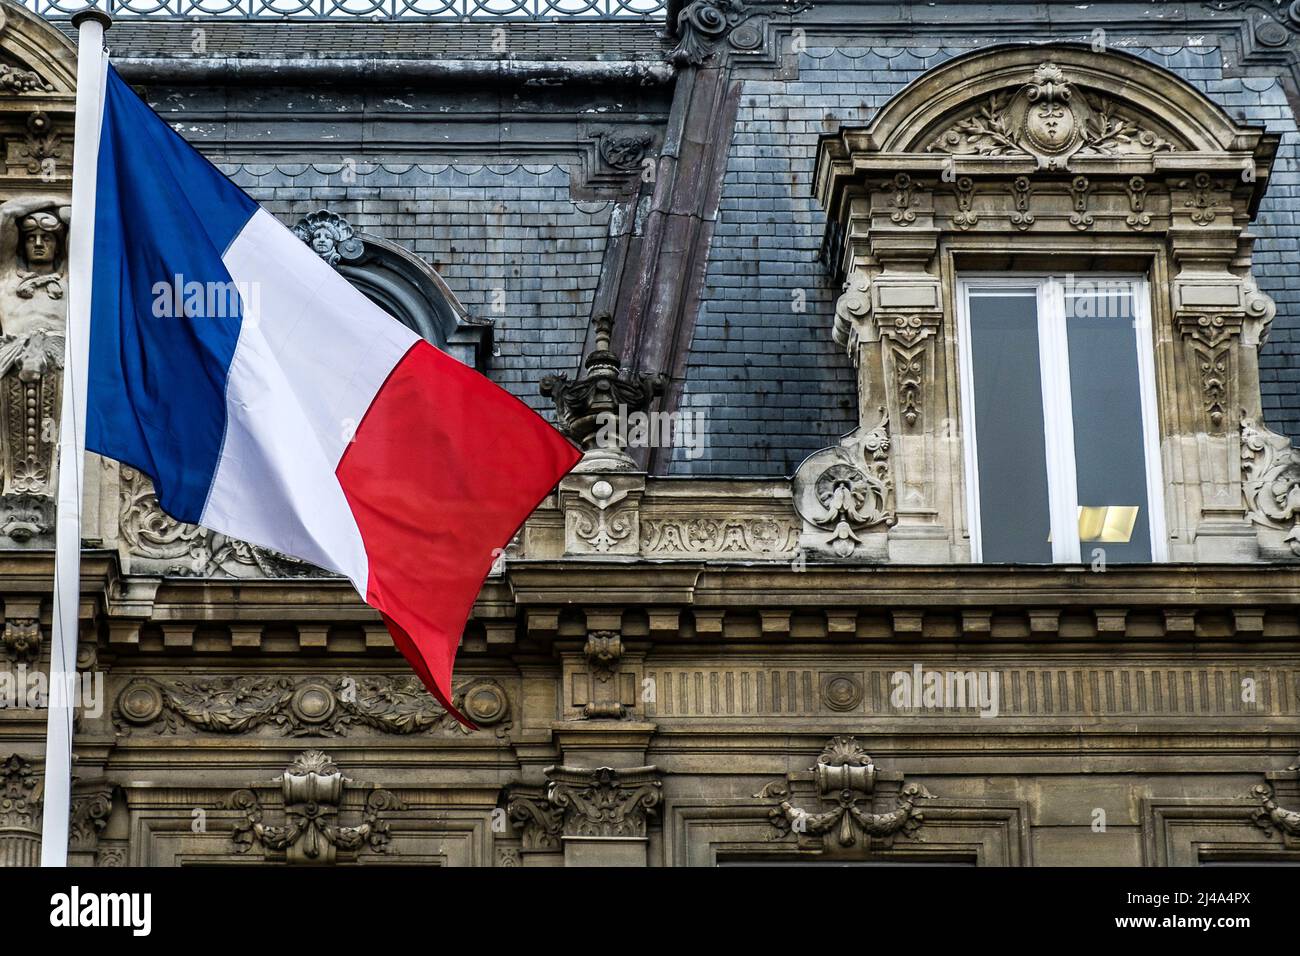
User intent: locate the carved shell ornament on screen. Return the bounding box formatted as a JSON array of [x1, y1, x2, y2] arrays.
[[928, 62, 1176, 171]]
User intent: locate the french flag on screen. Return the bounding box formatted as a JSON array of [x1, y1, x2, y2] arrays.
[[83, 65, 581, 722]]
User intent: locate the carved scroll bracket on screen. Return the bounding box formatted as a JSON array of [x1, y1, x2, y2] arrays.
[[572, 630, 637, 720], [1241, 413, 1300, 560], [791, 407, 895, 561]]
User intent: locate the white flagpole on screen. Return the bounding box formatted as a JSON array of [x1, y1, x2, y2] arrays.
[[40, 6, 111, 868]]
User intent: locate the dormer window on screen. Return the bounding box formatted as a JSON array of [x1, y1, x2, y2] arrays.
[[809, 45, 1284, 565]]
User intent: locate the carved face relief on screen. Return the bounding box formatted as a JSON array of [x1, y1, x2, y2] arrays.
[[19, 212, 62, 271]]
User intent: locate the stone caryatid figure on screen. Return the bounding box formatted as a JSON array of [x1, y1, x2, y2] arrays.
[[0, 195, 69, 369], [0, 196, 70, 531]]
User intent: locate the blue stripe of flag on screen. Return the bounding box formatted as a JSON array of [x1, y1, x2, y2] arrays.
[[87, 67, 258, 522]]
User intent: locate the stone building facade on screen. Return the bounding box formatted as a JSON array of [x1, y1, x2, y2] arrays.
[[1, 0, 1300, 866]]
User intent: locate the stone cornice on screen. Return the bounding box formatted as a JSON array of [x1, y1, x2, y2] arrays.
[[20, 554, 1291, 653]]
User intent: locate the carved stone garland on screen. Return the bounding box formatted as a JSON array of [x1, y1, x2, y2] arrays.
[[756, 737, 932, 850], [114, 674, 512, 738], [226, 750, 405, 865]]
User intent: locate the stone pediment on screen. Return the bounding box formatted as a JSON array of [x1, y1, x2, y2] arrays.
[[924, 61, 1181, 171], [0, 3, 76, 100], [817, 44, 1278, 192]]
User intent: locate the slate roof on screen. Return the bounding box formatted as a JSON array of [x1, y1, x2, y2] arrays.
[[670, 43, 1300, 476]]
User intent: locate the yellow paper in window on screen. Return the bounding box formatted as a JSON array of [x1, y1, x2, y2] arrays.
[[1077, 506, 1139, 543]]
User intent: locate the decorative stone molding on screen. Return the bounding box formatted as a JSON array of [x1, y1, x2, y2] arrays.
[[0, 63, 51, 94], [0, 195, 69, 549], [506, 785, 564, 851], [542, 313, 667, 470], [507, 765, 662, 852], [928, 62, 1176, 171], [815, 44, 1283, 563], [596, 129, 656, 173], [545, 314, 668, 556], [581, 630, 625, 719], [2, 616, 38, 663], [18, 111, 62, 177], [560, 472, 643, 556], [640, 515, 799, 558], [0, 753, 41, 867], [69, 784, 112, 854], [292, 209, 364, 266], [757, 736, 932, 849], [791, 407, 894, 560], [1251, 783, 1300, 839], [114, 675, 512, 738], [667, 0, 749, 66], [226, 750, 405, 865], [1240, 414, 1300, 558], [546, 765, 662, 839]]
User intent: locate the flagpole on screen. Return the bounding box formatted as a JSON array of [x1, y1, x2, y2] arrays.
[[40, 6, 111, 868]]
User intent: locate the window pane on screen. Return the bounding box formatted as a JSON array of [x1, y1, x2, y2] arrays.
[[1064, 284, 1153, 562], [968, 291, 1053, 562]]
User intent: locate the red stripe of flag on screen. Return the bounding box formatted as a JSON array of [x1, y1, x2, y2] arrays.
[[336, 339, 581, 725]]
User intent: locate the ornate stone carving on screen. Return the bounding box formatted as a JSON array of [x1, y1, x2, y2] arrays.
[[69, 786, 112, 852], [667, 0, 748, 66], [950, 175, 977, 230], [929, 62, 1176, 170], [0, 197, 68, 530], [1068, 175, 1094, 230], [581, 630, 625, 719], [545, 765, 662, 839], [1182, 314, 1235, 427], [2, 617, 39, 663], [570, 483, 635, 553], [832, 270, 872, 354], [1178, 172, 1225, 226], [506, 785, 564, 851], [881, 314, 939, 428], [508, 767, 662, 848], [18, 111, 61, 176], [0, 64, 52, 94], [1010, 174, 1035, 230], [760, 736, 932, 849], [114, 675, 512, 738], [541, 313, 667, 465], [598, 130, 655, 172], [227, 750, 405, 865], [1125, 175, 1150, 230], [1241, 414, 1300, 556], [1251, 783, 1300, 838], [0, 753, 42, 867], [292, 209, 363, 266], [792, 408, 895, 559], [640, 516, 799, 558], [884, 173, 916, 225]]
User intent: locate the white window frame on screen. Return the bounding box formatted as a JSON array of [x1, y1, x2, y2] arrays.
[[955, 274, 1168, 564]]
